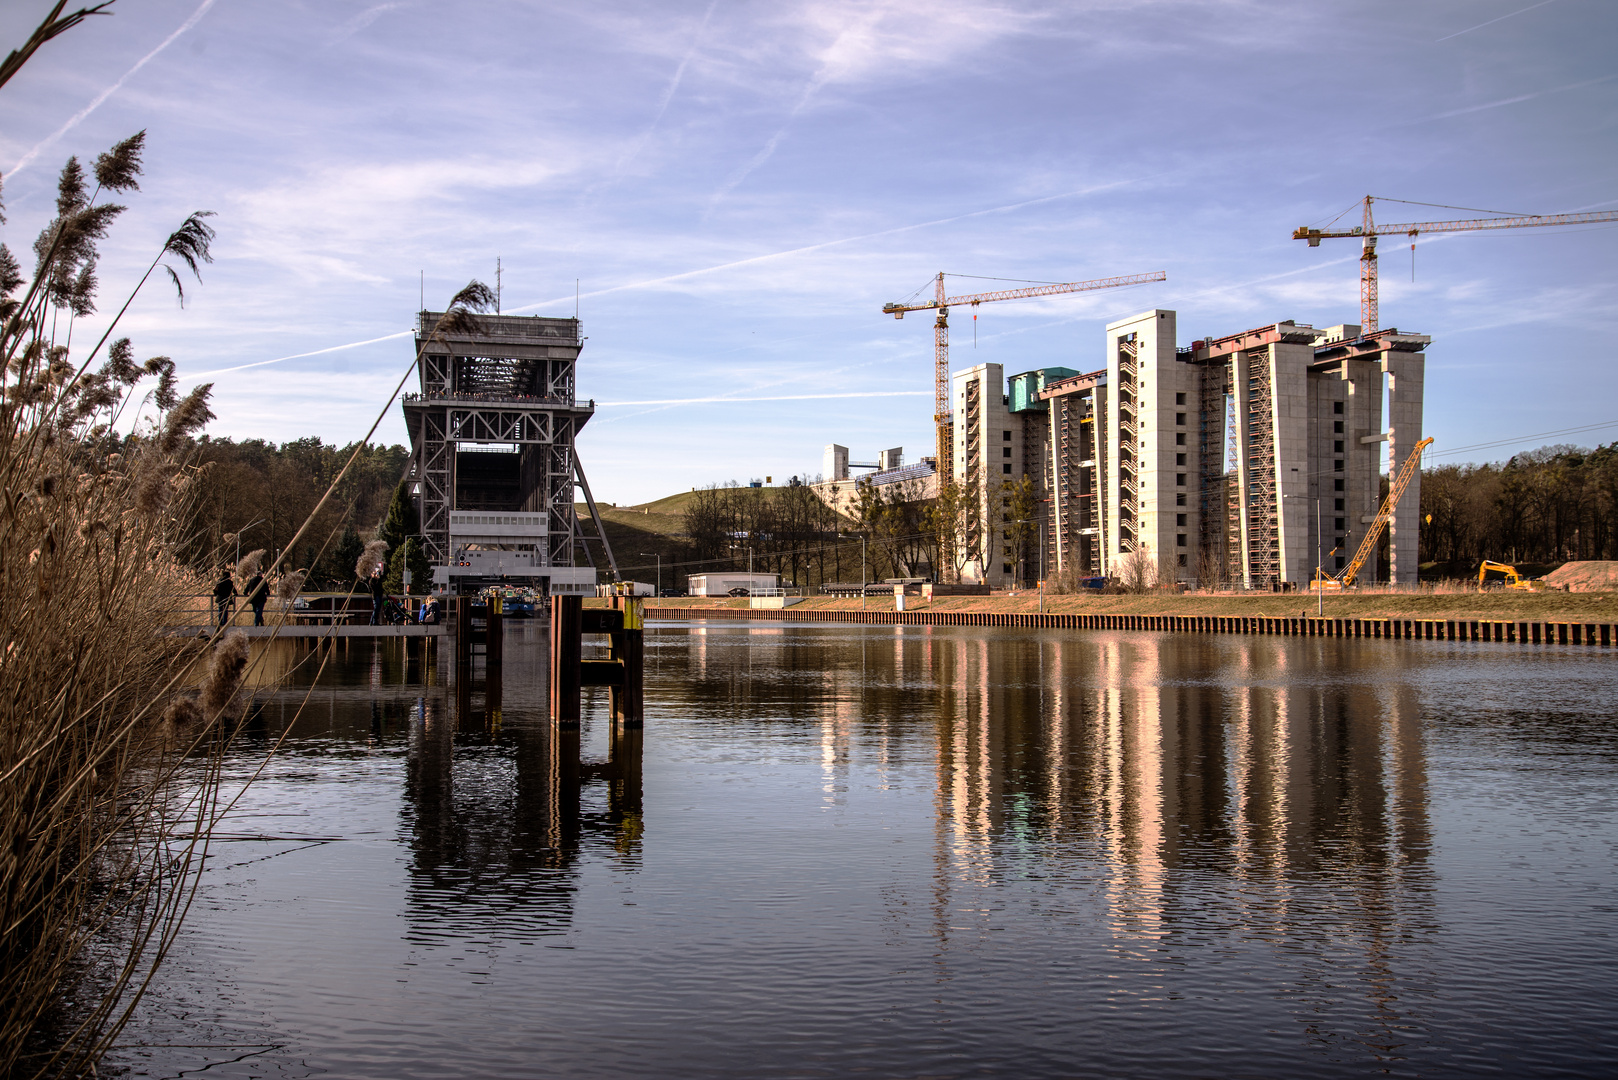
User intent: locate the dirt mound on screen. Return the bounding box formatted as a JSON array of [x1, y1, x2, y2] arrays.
[[1541, 561, 1618, 592]]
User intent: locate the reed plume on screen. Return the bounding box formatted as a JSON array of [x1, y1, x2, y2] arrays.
[[234, 548, 265, 581], [356, 539, 388, 578], [274, 568, 307, 602]]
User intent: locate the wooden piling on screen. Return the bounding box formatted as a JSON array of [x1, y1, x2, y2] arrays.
[[550, 595, 583, 726]]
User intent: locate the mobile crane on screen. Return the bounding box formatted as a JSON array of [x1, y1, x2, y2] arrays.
[[1312, 436, 1434, 591]]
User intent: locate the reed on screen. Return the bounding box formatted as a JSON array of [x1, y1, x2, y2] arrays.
[[0, 107, 249, 1073]]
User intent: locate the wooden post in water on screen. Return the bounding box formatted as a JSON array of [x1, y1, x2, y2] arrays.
[[487, 593, 504, 668], [610, 598, 645, 728], [550, 594, 583, 727]]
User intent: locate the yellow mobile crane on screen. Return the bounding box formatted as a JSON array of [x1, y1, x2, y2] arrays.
[[1312, 436, 1434, 591]]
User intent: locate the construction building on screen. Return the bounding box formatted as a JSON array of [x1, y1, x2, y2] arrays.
[[401, 311, 601, 596], [954, 309, 1428, 589], [813, 444, 938, 519], [949, 362, 1075, 585]]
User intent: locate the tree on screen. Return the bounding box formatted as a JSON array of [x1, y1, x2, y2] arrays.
[[1001, 476, 1039, 586], [385, 536, 432, 594], [377, 480, 418, 553]]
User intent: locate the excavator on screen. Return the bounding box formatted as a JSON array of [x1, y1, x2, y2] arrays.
[[1478, 560, 1540, 592], [1311, 437, 1433, 591]]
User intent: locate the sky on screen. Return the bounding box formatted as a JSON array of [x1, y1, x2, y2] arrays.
[[1, 0, 1614, 504]]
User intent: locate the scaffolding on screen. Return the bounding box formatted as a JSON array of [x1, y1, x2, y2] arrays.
[[403, 311, 602, 593]]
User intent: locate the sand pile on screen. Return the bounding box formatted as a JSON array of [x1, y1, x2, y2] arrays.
[[1541, 561, 1618, 592]]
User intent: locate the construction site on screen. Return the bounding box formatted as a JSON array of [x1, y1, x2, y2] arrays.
[[877, 198, 1618, 592]]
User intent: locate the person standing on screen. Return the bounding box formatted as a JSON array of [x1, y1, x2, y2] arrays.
[[213, 569, 236, 629], [369, 566, 386, 626], [244, 568, 268, 626]]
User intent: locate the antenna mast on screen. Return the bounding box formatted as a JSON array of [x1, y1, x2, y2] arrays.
[[496, 257, 502, 315]]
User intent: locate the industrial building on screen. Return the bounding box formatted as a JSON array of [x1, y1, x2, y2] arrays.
[[401, 311, 601, 596], [951, 309, 1429, 590], [813, 444, 938, 519]]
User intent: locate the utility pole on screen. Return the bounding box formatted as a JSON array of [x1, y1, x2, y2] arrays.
[[640, 552, 661, 595]]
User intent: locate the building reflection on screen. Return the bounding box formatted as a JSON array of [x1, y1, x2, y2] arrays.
[[920, 629, 1434, 1046], [401, 641, 643, 945]]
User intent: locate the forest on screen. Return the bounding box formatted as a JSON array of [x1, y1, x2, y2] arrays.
[[1418, 443, 1618, 571], [178, 435, 409, 587]]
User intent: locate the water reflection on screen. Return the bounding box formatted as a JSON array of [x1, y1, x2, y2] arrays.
[[123, 624, 1615, 1078], [403, 640, 643, 946]]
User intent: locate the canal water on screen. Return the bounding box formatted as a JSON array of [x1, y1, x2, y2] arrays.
[[115, 621, 1618, 1078]]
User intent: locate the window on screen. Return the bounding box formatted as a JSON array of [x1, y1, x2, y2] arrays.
[[1175, 432, 1186, 445], [1334, 498, 1344, 511], [1176, 392, 1186, 405], [1003, 563, 1013, 574], [1002, 446, 1011, 458], [1334, 479, 1344, 491], [1176, 513, 1187, 526], [1176, 534, 1187, 547], [1176, 453, 1187, 465], [1002, 463, 1012, 474], [1176, 412, 1186, 425], [1333, 420, 1344, 433], [1002, 430, 1012, 441], [1335, 555, 1346, 569], [1334, 459, 1344, 471], [1178, 553, 1188, 567], [1334, 440, 1344, 453], [1335, 517, 1345, 531], [1176, 473, 1186, 486], [1176, 493, 1186, 506], [1334, 401, 1344, 414]]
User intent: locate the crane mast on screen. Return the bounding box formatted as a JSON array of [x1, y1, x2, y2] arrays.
[[883, 270, 1167, 476], [1294, 196, 1618, 334]]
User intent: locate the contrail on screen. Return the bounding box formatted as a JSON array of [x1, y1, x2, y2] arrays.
[[1436, 0, 1558, 42], [8, 0, 219, 178], [183, 331, 412, 381], [1419, 71, 1617, 122], [597, 390, 926, 406], [183, 174, 1168, 383]]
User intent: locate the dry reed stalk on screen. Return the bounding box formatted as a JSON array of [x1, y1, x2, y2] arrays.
[[355, 539, 388, 580]]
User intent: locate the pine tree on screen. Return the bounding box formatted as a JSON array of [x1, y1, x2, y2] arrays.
[[327, 528, 364, 589], [377, 482, 418, 554], [385, 537, 432, 594]]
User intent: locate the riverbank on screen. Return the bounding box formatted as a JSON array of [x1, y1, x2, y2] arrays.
[[613, 589, 1618, 623]]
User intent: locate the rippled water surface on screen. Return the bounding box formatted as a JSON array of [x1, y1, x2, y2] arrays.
[[116, 621, 1618, 1078]]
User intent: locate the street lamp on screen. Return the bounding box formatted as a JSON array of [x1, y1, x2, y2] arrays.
[[227, 516, 266, 568], [639, 552, 661, 595]]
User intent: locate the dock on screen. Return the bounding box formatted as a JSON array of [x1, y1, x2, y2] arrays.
[[172, 624, 447, 639]]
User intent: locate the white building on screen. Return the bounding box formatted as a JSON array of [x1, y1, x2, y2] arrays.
[[688, 572, 782, 596]]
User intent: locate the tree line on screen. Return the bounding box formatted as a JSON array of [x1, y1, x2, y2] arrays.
[[680, 478, 940, 586], [178, 435, 409, 588], [1419, 442, 1618, 571]]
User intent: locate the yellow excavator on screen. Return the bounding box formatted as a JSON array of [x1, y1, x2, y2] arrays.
[[1478, 560, 1540, 591], [1312, 437, 1434, 591]]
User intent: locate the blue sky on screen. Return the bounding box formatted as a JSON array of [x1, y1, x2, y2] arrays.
[[2, 0, 1614, 503]]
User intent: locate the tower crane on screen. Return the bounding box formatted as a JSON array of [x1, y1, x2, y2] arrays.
[[882, 271, 1166, 475], [1293, 196, 1618, 335]]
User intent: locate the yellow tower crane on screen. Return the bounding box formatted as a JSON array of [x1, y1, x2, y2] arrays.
[[1294, 196, 1618, 334], [882, 271, 1166, 474]]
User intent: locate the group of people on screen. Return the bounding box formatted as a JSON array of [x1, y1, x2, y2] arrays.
[[213, 567, 274, 628], [212, 565, 442, 627]]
